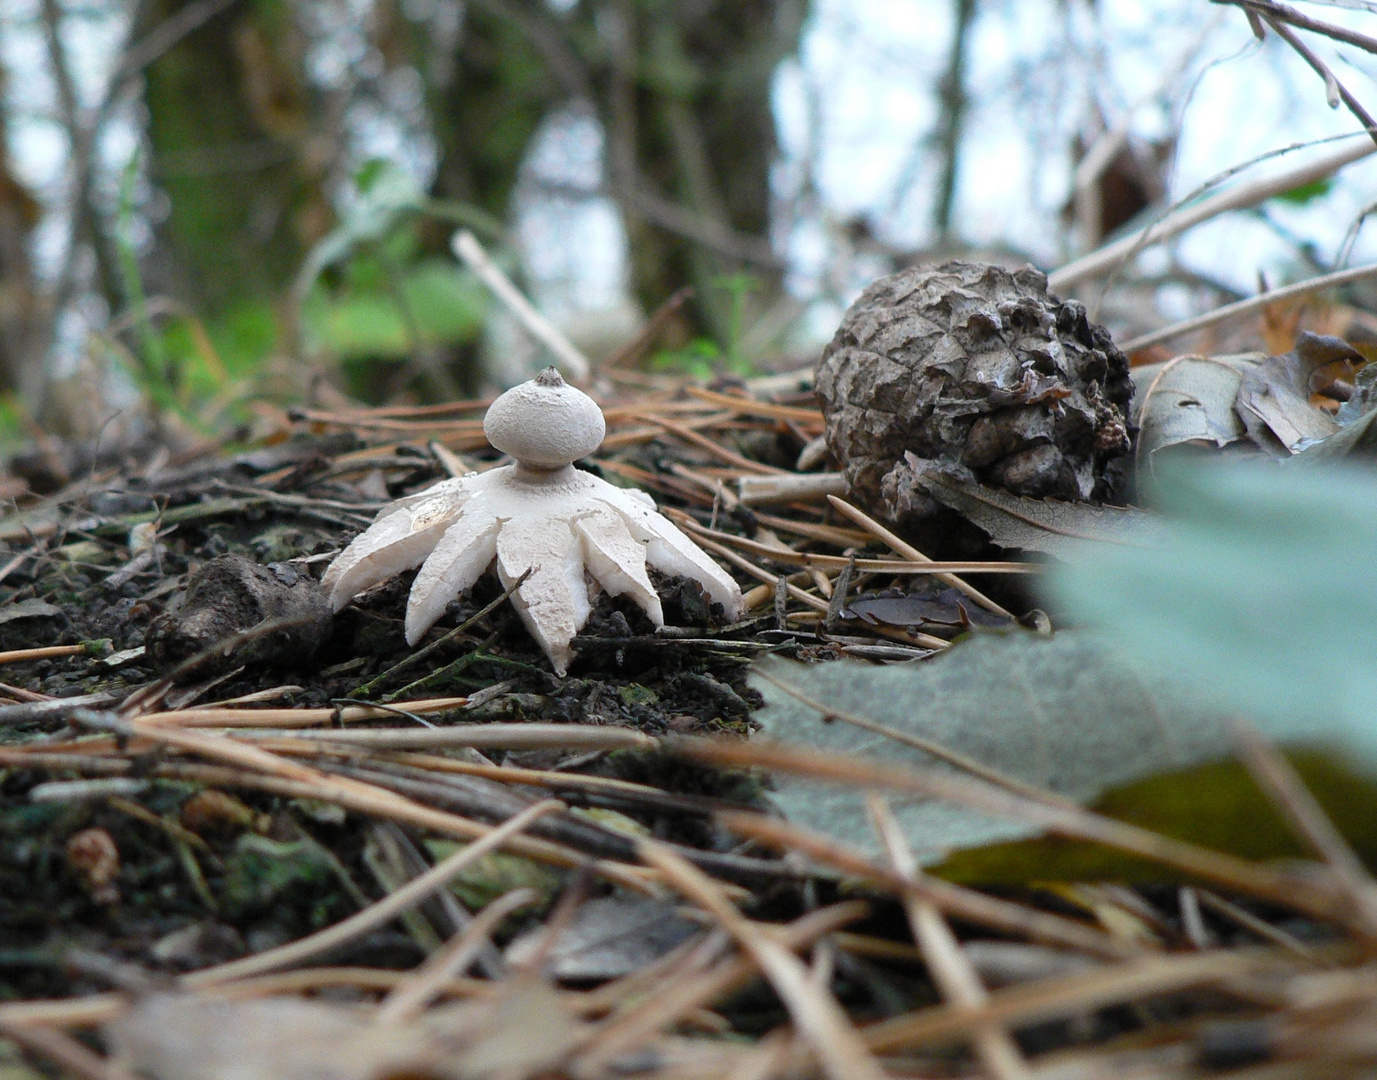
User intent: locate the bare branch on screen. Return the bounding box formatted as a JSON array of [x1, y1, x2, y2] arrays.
[[1118, 260, 1377, 352], [451, 230, 592, 382], [115, 0, 242, 89], [1049, 137, 1376, 292], [468, 0, 591, 100], [1263, 14, 1377, 146], [617, 184, 781, 268], [1214, 0, 1377, 56]]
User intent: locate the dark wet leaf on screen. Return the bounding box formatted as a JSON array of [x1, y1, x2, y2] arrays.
[[840, 587, 1009, 633]]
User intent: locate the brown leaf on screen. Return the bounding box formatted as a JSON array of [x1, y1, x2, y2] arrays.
[[913, 468, 1161, 559], [1235, 332, 1357, 455]]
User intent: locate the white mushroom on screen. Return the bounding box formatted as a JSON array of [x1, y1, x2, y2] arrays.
[[323, 368, 744, 674]]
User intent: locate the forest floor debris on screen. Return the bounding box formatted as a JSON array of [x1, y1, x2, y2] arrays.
[[0, 371, 1370, 1079]]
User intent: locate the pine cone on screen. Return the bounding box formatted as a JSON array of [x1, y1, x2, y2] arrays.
[[816, 261, 1134, 529]]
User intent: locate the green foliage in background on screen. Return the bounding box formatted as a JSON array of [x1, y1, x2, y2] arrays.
[[302, 253, 487, 363], [1273, 177, 1334, 205], [651, 273, 763, 377]]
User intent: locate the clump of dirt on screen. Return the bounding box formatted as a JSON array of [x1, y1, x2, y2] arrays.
[[147, 554, 333, 679]]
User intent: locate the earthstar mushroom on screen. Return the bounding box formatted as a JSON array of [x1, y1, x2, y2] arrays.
[[323, 368, 743, 674]]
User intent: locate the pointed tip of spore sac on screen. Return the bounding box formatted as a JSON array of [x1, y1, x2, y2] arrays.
[[483, 372, 605, 468]]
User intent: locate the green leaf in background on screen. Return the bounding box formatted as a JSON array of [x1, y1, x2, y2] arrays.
[[303, 260, 487, 361], [938, 750, 1377, 883], [1272, 177, 1334, 205]]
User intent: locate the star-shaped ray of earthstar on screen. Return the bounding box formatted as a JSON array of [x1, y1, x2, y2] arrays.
[[323, 368, 743, 674]]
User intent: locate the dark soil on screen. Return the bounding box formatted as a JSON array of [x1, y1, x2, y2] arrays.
[[0, 431, 783, 1003]]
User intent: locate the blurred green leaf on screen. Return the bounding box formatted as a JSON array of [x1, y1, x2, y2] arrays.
[[1273, 177, 1334, 205], [291, 160, 428, 312], [651, 338, 722, 379], [424, 839, 564, 912], [1049, 463, 1377, 758], [749, 463, 1377, 876], [304, 260, 486, 360], [749, 634, 1222, 863], [937, 750, 1377, 883]]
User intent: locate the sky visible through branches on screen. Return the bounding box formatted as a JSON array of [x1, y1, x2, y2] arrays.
[[3, 0, 1377, 379]]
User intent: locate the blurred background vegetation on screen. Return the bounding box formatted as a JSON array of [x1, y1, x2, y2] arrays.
[[1, 0, 1376, 457]]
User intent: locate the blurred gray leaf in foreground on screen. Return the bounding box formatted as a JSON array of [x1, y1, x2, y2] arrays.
[[752, 463, 1377, 862], [1048, 462, 1377, 757], [750, 634, 1215, 861]]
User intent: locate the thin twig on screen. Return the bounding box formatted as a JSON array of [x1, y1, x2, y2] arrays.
[[1218, 0, 1377, 53], [1195, 889, 1319, 960], [376, 887, 537, 1023], [1231, 720, 1377, 935], [869, 795, 1031, 1080], [0, 1019, 141, 1080], [232, 724, 656, 752], [826, 496, 1014, 618], [1264, 15, 1377, 147], [645, 414, 786, 475], [639, 840, 889, 1080], [751, 666, 1074, 805], [717, 810, 1137, 959], [681, 737, 1346, 920], [603, 286, 695, 369], [451, 230, 590, 382], [737, 472, 848, 505], [674, 513, 1037, 575], [348, 566, 533, 698], [1120, 262, 1377, 352], [1049, 138, 1376, 292], [572, 904, 868, 1074], [0, 643, 91, 666], [861, 948, 1279, 1053], [136, 697, 470, 728]]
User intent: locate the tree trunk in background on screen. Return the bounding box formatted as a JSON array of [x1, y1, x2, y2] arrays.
[[608, 0, 803, 341], [932, 0, 977, 243], [427, 0, 804, 344], [427, 4, 565, 225], [138, 0, 330, 314], [0, 71, 41, 395]]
